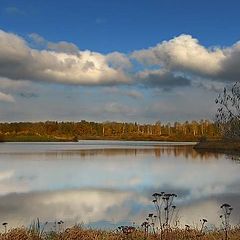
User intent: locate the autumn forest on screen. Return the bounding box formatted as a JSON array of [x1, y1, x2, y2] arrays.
[[0, 120, 220, 142]]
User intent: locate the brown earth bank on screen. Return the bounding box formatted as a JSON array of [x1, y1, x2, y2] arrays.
[[194, 140, 240, 154]]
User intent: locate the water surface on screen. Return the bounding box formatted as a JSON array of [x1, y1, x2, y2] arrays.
[[0, 141, 239, 229]]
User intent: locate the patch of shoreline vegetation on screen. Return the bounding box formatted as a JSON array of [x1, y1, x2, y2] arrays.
[[0, 225, 240, 240], [194, 140, 240, 154], [1, 135, 78, 142], [0, 197, 237, 240], [0, 134, 219, 143]]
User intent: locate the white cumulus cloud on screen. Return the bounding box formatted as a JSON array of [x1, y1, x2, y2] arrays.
[[1, 30, 240, 91], [0, 30, 130, 86], [132, 34, 240, 82]]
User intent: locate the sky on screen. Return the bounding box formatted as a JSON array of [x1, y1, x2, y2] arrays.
[[0, 0, 239, 123]]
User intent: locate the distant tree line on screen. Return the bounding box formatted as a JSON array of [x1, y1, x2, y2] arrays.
[[0, 120, 220, 141]]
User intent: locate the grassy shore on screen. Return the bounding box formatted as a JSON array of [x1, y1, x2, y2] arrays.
[[78, 135, 200, 142], [0, 135, 78, 142], [0, 133, 215, 142], [3, 135, 200, 142], [194, 140, 240, 154], [0, 135, 200, 143], [1, 225, 240, 240]]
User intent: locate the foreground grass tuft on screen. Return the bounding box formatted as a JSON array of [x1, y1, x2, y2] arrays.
[[1, 225, 240, 240]]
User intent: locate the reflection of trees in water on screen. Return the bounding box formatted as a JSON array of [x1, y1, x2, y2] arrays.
[[0, 145, 223, 161], [226, 154, 240, 164], [153, 146, 221, 160], [76, 146, 221, 160]]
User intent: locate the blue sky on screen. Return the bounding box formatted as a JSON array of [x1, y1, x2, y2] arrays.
[[0, 0, 239, 122], [1, 0, 239, 52]]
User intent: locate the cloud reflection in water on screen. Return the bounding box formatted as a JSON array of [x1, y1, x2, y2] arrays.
[[0, 141, 239, 228]]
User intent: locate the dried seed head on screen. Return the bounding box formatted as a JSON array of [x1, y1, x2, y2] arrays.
[[221, 203, 231, 208]]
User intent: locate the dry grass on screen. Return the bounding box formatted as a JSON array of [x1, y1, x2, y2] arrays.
[[1, 225, 240, 240]]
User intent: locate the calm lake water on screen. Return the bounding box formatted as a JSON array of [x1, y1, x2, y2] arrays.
[[0, 141, 239, 229]]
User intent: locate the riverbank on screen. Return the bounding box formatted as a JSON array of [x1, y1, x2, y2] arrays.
[[194, 140, 240, 154], [0, 134, 206, 142], [0, 135, 220, 143], [78, 135, 203, 142], [1, 135, 78, 142]]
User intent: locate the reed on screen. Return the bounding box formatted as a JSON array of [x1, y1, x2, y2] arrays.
[[1, 225, 240, 240]]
